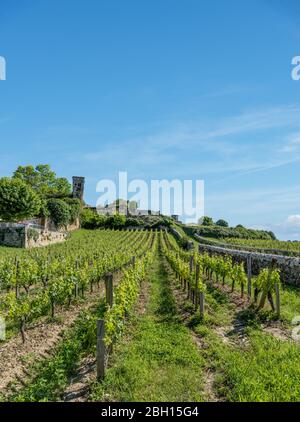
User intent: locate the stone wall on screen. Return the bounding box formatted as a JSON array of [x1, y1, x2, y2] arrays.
[[0, 226, 26, 248], [169, 226, 194, 250], [195, 234, 300, 257], [169, 226, 182, 240], [198, 242, 300, 286], [0, 225, 67, 249], [65, 218, 80, 232], [25, 227, 67, 248], [37, 217, 80, 232]]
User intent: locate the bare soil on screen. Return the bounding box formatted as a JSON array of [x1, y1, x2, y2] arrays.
[[0, 287, 103, 397]]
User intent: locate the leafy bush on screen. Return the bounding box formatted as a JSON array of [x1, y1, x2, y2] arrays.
[[195, 225, 275, 240], [80, 209, 107, 229], [47, 199, 70, 228], [143, 216, 173, 229], [81, 209, 174, 230], [125, 217, 144, 227], [38, 199, 51, 218], [199, 216, 214, 226], [105, 214, 126, 229], [62, 198, 81, 224], [215, 219, 229, 227], [179, 235, 192, 250], [0, 177, 41, 221]]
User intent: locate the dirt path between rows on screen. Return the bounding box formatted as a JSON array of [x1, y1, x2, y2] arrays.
[[0, 266, 130, 399], [62, 277, 151, 402], [0, 287, 104, 397]]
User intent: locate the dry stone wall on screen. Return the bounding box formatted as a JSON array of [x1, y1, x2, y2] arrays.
[[0, 226, 67, 249], [0, 226, 26, 248], [26, 227, 67, 248], [169, 226, 194, 250], [197, 242, 300, 286], [195, 234, 300, 257]]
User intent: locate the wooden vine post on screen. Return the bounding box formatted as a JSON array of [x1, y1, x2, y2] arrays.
[[176, 253, 179, 282], [189, 255, 194, 273], [195, 264, 200, 310], [247, 254, 252, 299], [187, 278, 190, 300], [96, 319, 106, 380], [104, 273, 113, 307], [15, 257, 19, 299], [275, 283, 280, 317], [199, 291, 205, 317], [75, 259, 79, 297], [189, 255, 194, 302]]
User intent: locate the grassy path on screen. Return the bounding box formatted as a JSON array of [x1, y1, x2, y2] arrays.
[[90, 252, 206, 402], [166, 266, 300, 402]]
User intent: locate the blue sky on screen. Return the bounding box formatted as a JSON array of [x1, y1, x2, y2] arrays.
[[0, 0, 300, 239]]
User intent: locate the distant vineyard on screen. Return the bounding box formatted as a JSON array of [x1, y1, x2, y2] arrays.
[[216, 237, 300, 254], [162, 231, 281, 316]]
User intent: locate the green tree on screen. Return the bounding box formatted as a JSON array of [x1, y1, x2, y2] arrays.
[[215, 219, 229, 227], [199, 216, 214, 226], [13, 164, 71, 197], [80, 208, 107, 229], [47, 199, 70, 228], [80, 208, 96, 229], [106, 214, 126, 229], [0, 178, 41, 221], [53, 177, 72, 196]]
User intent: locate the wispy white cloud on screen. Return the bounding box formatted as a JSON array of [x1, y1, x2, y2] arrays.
[[84, 106, 300, 167], [207, 184, 300, 212], [82, 104, 300, 179], [32, 105, 300, 238], [206, 186, 300, 240], [285, 215, 300, 228], [203, 105, 300, 140], [280, 132, 300, 153], [137, 105, 300, 167], [256, 215, 300, 241]]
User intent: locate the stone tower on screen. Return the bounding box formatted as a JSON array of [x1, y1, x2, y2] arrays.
[[72, 176, 85, 201]]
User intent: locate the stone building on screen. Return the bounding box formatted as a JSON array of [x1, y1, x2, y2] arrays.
[[72, 176, 85, 201]]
